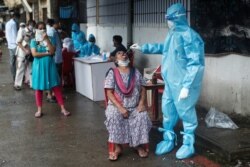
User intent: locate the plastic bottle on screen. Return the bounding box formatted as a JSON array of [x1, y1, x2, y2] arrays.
[[103, 53, 107, 61]]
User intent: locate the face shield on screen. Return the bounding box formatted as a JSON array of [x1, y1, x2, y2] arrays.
[[165, 11, 186, 21], [165, 3, 187, 27]]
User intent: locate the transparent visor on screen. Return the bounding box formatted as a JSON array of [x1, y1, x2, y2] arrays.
[[165, 11, 186, 20]]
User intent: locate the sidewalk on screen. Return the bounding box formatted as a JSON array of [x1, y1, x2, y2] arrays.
[[195, 106, 250, 166], [154, 97, 250, 166]]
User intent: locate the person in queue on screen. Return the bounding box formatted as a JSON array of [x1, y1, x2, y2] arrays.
[[30, 22, 70, 118], [14, 21, 35, 90], [5, 11, 19, 81]]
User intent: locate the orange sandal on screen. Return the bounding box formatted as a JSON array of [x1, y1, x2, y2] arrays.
[[108, 144, 122, 161]]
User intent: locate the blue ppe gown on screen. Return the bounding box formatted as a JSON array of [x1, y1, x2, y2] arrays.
[[79, 42, 100, 57], [71, 23, 87, 51], [142, 3, 205, 159]]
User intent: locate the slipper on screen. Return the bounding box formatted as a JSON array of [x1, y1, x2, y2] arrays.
[[136, 147, 148, 158], [35, 111, 43, 118], [61, 110, 71, 116]]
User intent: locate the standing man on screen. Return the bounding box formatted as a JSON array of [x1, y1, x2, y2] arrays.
[[14, 21, 35, 90], [13, 22, 28, 90], [5, 12, 18, 81], [131, 3, 205, 159], [51, 20, 63, 79], [45, 19, 63, 103]]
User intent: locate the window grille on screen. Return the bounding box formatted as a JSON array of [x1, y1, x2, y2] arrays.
[[86, 0, 190, 26], [134, 0, 190, 27], [87, 0, 97, 25], [98, 0, 127, 25]]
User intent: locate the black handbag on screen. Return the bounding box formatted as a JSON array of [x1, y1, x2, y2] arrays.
[[26, 54, 34, 62]]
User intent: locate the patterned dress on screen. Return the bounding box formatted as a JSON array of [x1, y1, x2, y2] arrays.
[[30, 38, 60, 90], [104, 68, 152, 147]]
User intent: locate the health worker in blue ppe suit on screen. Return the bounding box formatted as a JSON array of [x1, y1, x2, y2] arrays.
[[131, 3, 205, 159], [71, 23, 87, 51], [80, 34, 100, 57]]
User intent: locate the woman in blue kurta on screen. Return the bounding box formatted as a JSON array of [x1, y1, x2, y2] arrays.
[[31, 22, 70, 118]]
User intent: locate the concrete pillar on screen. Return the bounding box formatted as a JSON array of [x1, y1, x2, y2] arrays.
[[47, 0, 51, 18], [127, 0, 133, 48]]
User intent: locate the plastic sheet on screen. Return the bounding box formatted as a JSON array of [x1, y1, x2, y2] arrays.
[[205, 107, 239, 129]]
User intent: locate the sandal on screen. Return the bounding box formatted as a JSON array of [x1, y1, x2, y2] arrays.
[[136, 147, 148, 158], [109, 152, 119, 161], [108, 144, 122, 161], [35, 111, 43, 118], [61, 110, 71, 116]]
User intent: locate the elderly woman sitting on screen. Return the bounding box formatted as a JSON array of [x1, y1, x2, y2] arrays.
[[104, 49, 152, 161]]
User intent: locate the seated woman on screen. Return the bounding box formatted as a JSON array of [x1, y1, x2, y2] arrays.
[[104, 49, 152, 161], [79, 34, 100, 57]]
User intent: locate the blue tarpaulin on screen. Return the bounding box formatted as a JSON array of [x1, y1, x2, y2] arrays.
[[59, 5, 77, 19]]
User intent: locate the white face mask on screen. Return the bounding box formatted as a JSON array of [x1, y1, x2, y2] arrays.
[[117, 59, 130, 67], [167, 20, 175, 29], [35, 29, 45, 42], [28, 25, 33, 31]]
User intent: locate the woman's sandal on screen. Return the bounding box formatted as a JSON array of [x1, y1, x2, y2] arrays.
[[35, 111, 43, 118], [61, 110, 71, 116], [109, 152, 119, 161], [136, 147, 148, 158], [109, 145, 122, 161]]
